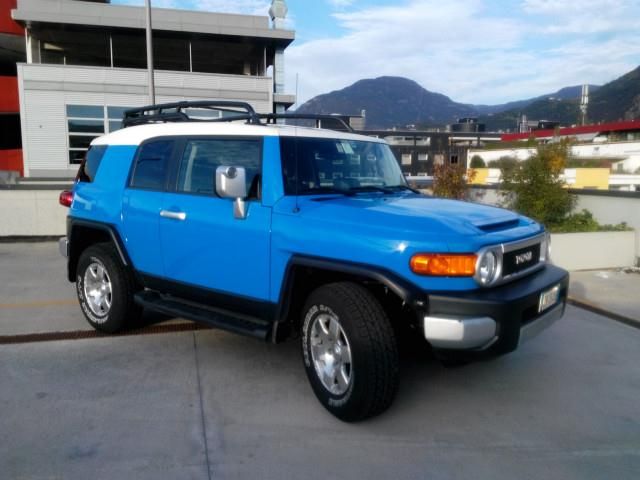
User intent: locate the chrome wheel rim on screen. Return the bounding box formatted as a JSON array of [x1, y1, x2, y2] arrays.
[[83, 262, 112, 318], [310, 312, 352, 395]]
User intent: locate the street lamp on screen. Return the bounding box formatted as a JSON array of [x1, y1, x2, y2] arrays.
[[145, 0, 155, 105]]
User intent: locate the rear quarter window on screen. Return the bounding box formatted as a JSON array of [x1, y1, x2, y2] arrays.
[[76, 145, 108, 183], [129, 140, 174, 191]]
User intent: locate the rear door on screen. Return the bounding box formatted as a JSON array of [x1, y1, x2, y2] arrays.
[[121, 139, 176, 277], [159, 136, 272, 302]]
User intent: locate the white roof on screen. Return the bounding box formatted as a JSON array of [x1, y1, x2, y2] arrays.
[[92, 122, 386, 146]]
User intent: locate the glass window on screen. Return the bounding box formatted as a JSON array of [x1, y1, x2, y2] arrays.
[[418, 153, 429, 162], [280, 137, 407, 195], [112, 32, 146, 69], [401, 153, 412, 165], [177, 139, 261, 196], [68, 119, 104, 134], [66, 104, 133, 163], [66, 105, 104, 119], [69, 135, 96, 150], [130, 140, 174, 191], [67, 105, 106, 164], [107, 106, 131, 120], [153, 34, 189, 72], [76, 145, 108, 183], [37, 27, 109, 68], [69, 151, 86, 165]]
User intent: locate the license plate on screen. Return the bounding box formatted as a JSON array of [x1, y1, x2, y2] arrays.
[[539, 284, 560, 313]]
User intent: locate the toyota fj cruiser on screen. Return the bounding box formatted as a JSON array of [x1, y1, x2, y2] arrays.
[[59, 101, 568, 421]]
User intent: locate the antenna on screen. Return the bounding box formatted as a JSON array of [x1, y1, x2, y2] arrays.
[[580, 84, 589, 126]]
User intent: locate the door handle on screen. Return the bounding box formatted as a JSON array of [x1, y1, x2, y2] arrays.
[[160, 210, 187, 221]]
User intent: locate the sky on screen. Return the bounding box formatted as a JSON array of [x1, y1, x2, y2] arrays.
[[112, 0, 640, 107]]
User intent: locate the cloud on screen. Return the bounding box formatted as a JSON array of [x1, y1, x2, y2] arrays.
[[327, 0, 356, 8], [286, 0, 523, 105], [286, 0, 640, 106], [521, 0, 640, 33]]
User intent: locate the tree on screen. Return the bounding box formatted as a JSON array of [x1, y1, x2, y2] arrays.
[[499, 140, 575, 227], [488, 156, 518, 177], [432, 163, 476, 200], [470, 155, 486, 168]]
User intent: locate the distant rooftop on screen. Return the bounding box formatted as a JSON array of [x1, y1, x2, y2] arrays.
[[501, 120, 640, 142]]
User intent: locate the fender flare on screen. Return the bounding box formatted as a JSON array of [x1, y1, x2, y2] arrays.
[[66, 217, 131, 281], [274, 254, 423, 332]]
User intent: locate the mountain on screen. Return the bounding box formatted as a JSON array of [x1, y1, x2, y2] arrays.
[[295, 68, 640, 131], [479, 67, 640, 130], [474, 85, 601, 116], [589, 65, 640, 122], [479, 97, 581, 131], [296, 77, 476, 129]]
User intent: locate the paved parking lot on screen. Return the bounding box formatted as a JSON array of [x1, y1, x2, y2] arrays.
[[1, 242, 639, 479]]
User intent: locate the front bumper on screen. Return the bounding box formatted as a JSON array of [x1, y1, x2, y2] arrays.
[[422, 264, 569, 356]]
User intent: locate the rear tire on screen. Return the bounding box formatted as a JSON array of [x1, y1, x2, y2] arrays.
[[76, 243, 141, 333], [301, 282, 399, 422]]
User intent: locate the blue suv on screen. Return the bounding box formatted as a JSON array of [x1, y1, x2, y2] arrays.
[[59, 101, 568, 421]]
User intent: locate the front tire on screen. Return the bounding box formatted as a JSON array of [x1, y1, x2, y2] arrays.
[[301, 282, 399, 422], [76, 243, 141, 333]]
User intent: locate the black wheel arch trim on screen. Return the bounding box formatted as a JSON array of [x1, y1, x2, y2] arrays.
[[274, 255, 423, 332], [66, 217, 132, 281]]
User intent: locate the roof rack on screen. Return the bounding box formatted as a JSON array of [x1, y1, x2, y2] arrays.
[[121, 101, 355, 133], [122, 101, 261, 127], [259, 113, 354, 133]]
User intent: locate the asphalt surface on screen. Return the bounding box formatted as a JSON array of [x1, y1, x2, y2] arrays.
[[1, 242, 639, 479]]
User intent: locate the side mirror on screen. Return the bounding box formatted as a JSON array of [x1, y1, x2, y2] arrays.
[[216, 166, 248, 220]]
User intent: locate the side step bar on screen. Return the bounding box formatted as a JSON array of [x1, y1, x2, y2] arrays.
[[134, 290, 271, 340]]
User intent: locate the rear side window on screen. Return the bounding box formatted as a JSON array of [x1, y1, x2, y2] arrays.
[[130, 140, 174, 190], [76, 145, 107, 183], [176, 139, 261, 197]]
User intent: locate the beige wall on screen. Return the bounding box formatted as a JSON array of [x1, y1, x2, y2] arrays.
[[550, 231, 636, 271], [0, 190, 67, 236]]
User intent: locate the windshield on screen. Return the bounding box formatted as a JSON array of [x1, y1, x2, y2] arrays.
[[280, 136, 408, 195]]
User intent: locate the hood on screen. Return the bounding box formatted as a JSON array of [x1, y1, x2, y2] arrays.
[[291, 193, 532, 238]]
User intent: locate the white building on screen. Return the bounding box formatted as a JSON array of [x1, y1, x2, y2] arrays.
[[11, 0, 295, 177]]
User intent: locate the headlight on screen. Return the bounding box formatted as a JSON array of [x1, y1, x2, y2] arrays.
[[475, 250, 498, 286]]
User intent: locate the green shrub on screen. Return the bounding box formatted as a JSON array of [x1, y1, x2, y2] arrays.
[[498, 140, 632, 233], [470, 155, 486, 168], [432, 163, 475, 200], [548, 210, 631, 233], [500, 141, 575, 227], [488, 156, 519, 176]]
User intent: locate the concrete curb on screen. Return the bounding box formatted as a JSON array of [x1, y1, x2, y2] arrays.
[[568, 296, 640, 330], [0, 321, 210, 345], [0, 236, 62, 243]]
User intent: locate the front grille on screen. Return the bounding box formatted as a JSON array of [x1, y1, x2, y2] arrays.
[[502, 243, 541, 276]]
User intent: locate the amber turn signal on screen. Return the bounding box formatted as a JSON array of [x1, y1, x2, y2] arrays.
[[410, 253, 477, 276]]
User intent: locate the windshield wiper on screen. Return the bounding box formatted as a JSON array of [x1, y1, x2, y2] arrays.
[[347, 185, 395, 194], [385, 185, 421, 194], [297, 186, 354, 196]]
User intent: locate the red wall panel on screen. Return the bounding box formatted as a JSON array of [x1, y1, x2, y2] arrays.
[[0, 0, 23, 36], [0, 76, 18, 112], [0, 148, 23, 176]]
